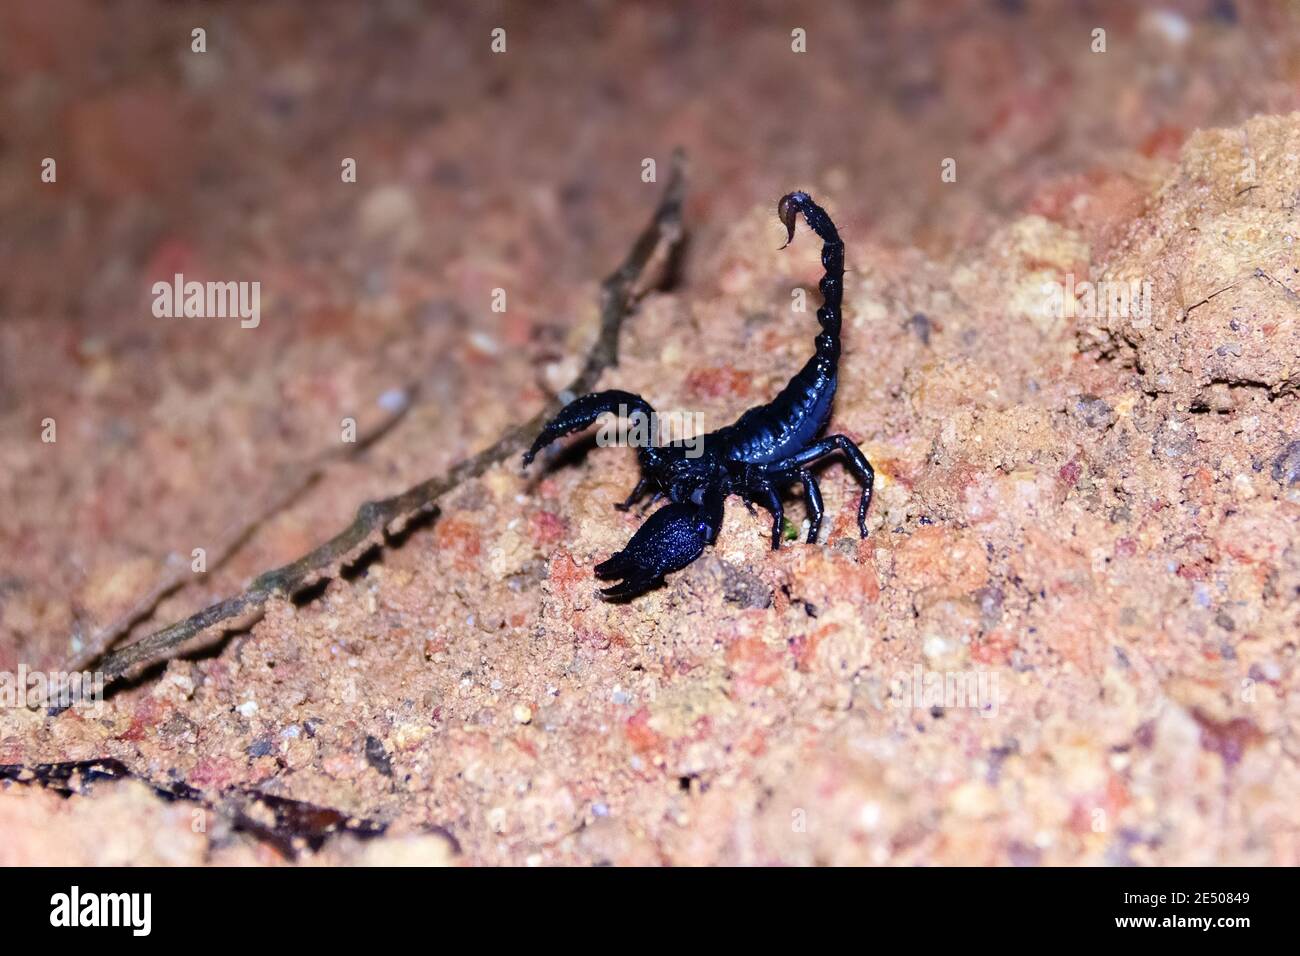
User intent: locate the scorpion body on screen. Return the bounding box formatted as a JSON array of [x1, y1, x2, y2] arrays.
[[523, 191, 874, 599]]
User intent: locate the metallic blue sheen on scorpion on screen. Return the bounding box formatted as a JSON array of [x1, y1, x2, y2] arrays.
[[522, 192, 875, 600]]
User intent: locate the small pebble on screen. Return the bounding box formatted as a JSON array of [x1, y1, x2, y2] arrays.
[[377, 388, 408, 412]]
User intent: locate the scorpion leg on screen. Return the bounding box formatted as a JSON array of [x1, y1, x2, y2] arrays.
[[759, 467, 823, 544], [741, 473, 785, 550], [734, 492, 758, 517], [620, 489, 665, 519], [768, 435, 874, 538], [522, 389, 657, 467], [614, 476, 652, 512], [795, 468, 824, 543]]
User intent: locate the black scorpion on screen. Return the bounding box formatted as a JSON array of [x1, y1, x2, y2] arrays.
[[522, 191, 874, 599]]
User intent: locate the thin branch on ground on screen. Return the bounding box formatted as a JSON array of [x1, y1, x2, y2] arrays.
[[86, 151, 688, 692], [61, 381, 422, 675]]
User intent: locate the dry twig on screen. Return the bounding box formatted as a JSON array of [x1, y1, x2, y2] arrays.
[[86, 152, 687, 692], [61, 383, 421, 674]]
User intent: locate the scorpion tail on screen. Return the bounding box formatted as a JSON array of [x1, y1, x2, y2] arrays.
[[522, 389, 657, 468], [777, 191, 844, 342]]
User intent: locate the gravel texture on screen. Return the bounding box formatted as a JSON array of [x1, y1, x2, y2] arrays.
[[1, 1, 1298, 865]]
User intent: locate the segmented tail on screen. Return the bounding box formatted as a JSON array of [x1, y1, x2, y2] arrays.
[[778, 191, 844, 349]]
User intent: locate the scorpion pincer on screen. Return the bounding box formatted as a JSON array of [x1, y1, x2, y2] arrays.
[[523, 191, 875, 600]]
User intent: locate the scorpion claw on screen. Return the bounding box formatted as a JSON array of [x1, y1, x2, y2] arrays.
[[597, 575, 662, 601], [521, 390, 657, 470], [593, 497, 722, 601]]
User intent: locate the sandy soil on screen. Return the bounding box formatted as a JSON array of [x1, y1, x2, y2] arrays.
[[1, 1, 1298, 865]]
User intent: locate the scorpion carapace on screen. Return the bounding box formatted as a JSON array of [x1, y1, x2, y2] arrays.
[[523, 191, 875, 600]]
